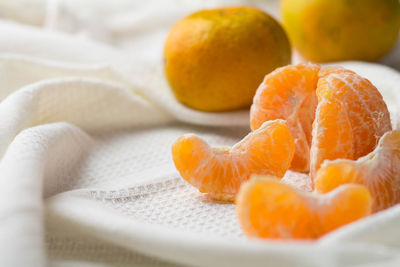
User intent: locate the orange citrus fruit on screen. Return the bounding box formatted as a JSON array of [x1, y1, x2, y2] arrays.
[[236, 175, 372, 239], [251, 63, 320, 172], [281, 0, 400, 62], [164, 6, 291, 112], [310, 70, 392, 179], [250, 64, 392, 176], [315, 130, 400, 212], [171, 120, 294, 201]]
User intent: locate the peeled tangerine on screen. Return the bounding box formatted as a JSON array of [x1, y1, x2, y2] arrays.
[[310, 68, 392, 179], [315, 130, 400, 212], [250, 64, 392, 175], [171, 120, 294, 201], [250, 64, 319, 172], [236, 176, 372, 239]]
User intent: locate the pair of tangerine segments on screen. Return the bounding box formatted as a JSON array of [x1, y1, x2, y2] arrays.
[[172, 64, 396, 239], [238, 130, 400, 239]]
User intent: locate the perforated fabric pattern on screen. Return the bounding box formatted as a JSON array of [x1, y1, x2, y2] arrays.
[[47, 231, 182, 267], [45, 123, 250, 266], [91, 177, 244, 241], [44, 124, 249, 195]]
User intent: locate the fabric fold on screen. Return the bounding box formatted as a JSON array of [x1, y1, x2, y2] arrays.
[[0, 122, 93, 266], [0, 1, 399, 266]]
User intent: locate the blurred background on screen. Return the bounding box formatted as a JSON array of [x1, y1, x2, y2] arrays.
[[1, 0, 399, 70]]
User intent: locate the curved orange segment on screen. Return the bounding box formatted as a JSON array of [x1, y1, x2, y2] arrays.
[[316, 71, 392, 159], [310, 70, 392, 180], [172, 120, 294, 201], [250, 63, 320, 172], [309, 98, 354, 180], [236, 175, 372, 240], [315, 130, 400, 212], [318, 184, 372, 235]]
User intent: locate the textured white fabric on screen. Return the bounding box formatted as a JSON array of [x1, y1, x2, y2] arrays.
[[0, 0, 400, 266]]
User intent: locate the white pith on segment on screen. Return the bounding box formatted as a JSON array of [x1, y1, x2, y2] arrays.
[[174, 119, 293, 201], [317, 130, 400, 212]]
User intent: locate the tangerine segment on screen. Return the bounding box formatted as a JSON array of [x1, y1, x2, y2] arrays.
[[310, 70, 392, 179], [318, 66, 355, 77], [309, 98, 354, 180], [317, 71, 391, 158], [236, 176, 372, 239], [315, 130, 400, 212], [250, 64, 320, 172], [172, 120, 294, 201]]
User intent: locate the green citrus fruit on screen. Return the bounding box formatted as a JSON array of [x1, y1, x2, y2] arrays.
[[282, 0, 400, 62]]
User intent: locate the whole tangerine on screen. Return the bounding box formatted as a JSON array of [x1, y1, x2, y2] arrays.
[[164, 6, 291, 112], [281, 0, 400, 62]]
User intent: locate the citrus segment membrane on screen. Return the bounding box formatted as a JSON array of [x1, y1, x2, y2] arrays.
[[250, 64, 391, 177], [315, 130, 400, 212], [236, 175, 372, 239], [172, 120, 294, 201], [310, 70, 392, 179], [250, 64, 320, 172]]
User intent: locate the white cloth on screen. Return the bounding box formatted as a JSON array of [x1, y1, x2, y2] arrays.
[[0, 0, 400, 266]]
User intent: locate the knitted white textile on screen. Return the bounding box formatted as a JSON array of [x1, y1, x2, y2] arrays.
[[0, 0, 400, 266]]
